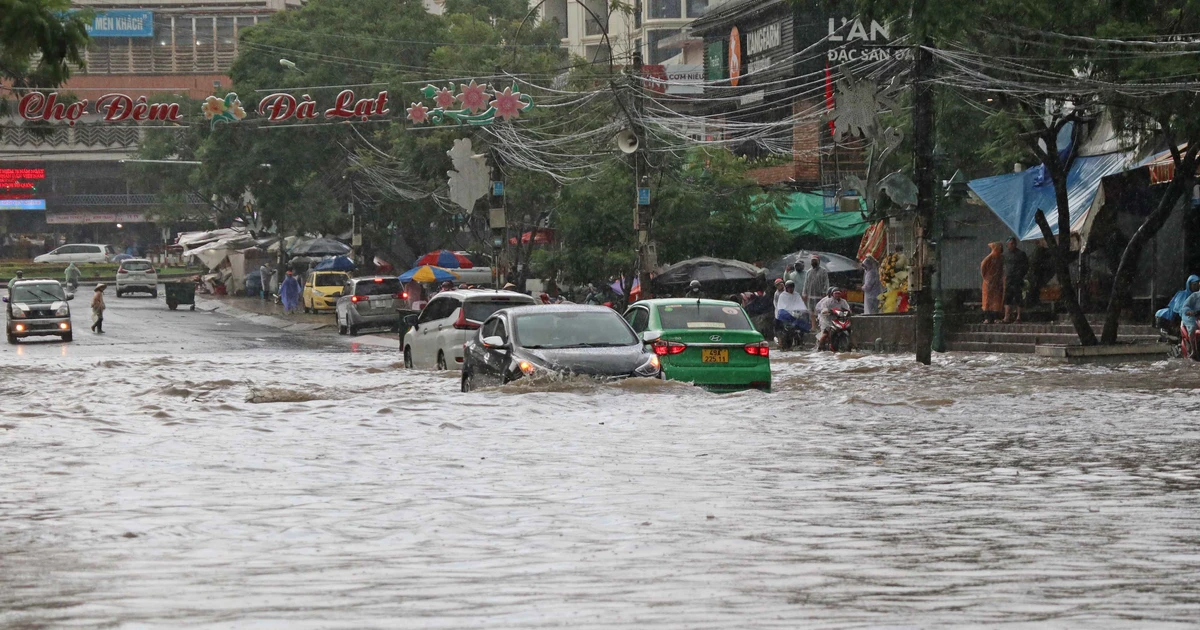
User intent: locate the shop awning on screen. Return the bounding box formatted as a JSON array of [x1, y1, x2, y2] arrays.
[[765, 192, 870, 240]]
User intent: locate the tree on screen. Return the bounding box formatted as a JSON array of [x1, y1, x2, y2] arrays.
[[0, 0, 90, 90]]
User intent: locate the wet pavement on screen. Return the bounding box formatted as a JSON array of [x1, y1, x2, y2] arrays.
[[3, 292, 1200, 627]]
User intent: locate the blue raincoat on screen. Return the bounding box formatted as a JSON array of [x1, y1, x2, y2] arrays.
[[1182, 290, 1200, 334], [280, 274, 301, 313], [1156, 275, 1199, 327]]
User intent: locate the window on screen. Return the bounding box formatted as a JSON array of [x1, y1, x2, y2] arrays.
[[634, 0, 642, 27], [630, 308, 650, 333], [482, 317, 500, 339], [10, 283, 65, 303], [514, 311, 638, 349], [354, 278, 401, 296], [314, 273, 345, 288], [647, 28, 683, 64], [686, 0, 709, 18], [464, 298, 532, 323], [649, 0, 681, 19], [656, 303, 754, 330], [121, 261, 152, 272]]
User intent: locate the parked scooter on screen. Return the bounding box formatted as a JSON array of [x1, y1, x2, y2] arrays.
[[776, 312, 810, 351], [818, 308, 853, 352]]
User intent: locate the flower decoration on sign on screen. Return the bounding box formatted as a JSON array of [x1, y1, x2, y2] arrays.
[[456, 80, 490, 113], [411, 81, 534, 127], [406, 102, 430, 124], [491, 86, 523, 121], [202, 93, 246, 129], [433, 87, 457, 109]]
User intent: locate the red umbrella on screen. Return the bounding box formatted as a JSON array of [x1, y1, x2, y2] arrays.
[[414, 249, 473, 269], [508, 228, 555, 246]]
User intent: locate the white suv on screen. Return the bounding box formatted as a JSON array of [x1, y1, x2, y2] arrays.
[[403, 289, 536, 370], [115, 258, 159, 297]]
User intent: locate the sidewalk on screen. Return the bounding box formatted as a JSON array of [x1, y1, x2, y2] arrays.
[[198, 293, 401, 349]]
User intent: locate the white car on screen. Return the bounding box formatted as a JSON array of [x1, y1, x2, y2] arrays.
[[115, 258, 159, 297], [34, 244, 115, 264], [403, 289, 536, 370]]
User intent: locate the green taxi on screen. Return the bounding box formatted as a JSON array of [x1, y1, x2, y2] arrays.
[[623, 298, 771, 392]]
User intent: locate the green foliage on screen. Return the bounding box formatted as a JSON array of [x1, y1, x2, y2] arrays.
[[0, 0, 90, 89]]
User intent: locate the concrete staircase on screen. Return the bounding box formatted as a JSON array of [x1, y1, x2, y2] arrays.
[[946, 321, 1161, 354]]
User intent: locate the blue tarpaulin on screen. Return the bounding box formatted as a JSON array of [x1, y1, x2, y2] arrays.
[[968, 152, 1132, 241], [313, 255, 356, 271]]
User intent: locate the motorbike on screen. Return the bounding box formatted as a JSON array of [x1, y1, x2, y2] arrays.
[[1182, 321, 1200, 361], [776, 311, 810, 351], [1157, 309, 1183, 358], [818, 308, 852, 352]]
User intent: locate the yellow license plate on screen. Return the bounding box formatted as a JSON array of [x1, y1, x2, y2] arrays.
[[701, 349, 729, 363]]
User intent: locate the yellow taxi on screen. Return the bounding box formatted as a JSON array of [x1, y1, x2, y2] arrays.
[[303, 270, 349, 313]]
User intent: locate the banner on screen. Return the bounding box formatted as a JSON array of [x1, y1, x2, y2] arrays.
[[47, 211, 148, 224], [81, 10, 154, 38]]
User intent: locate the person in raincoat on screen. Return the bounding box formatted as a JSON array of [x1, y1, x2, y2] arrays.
[[1161, 275, 1200, 330], [1181, 283, 1200, 338], [980, 242, 1004, 323], [90, 284, 107, 334], [279, 270, 301, 314], [862, 254, 882, 315], [64, 263, 82, 290], [802, 255, 829, 327]]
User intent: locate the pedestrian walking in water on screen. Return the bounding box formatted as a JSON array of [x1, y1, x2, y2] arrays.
[[980, 242, 1004, 323], [91, 284, 107, 334], [259, 263, 273, 301], [802, 254, 829, 328], [279, 270, 301, 314]]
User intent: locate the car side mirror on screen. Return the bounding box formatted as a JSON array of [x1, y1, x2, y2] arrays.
[[65, 293, 74, 301], [641, 330, 662, 344], [403, 314, 418, 328], [1, 297, 6, 303], [481, 335, 505, 349]]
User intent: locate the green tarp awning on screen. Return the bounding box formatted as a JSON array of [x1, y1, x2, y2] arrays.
[[764, 192, 870, 240]]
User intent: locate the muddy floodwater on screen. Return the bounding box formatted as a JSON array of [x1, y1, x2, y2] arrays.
[[3, 347, 1200, 628]]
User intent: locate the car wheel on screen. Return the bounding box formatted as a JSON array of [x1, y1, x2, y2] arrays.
[[349, 323, 359, 336], [337, 314, 348, 335], [436, 351, 447, 371], [404, 347, 414, 368], [116, 289, 124, 298], [461, 370, 474, 392], [62, 332, 73, 342], [167, 301, 178, 311], [151, 290, 158, 298], [6, 332, 16, 345]]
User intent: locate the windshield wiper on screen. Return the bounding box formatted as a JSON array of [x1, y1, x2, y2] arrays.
[[565, 342, 629, 348]]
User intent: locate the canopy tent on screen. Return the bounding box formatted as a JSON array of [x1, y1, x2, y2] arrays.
[[968, 152, 1134, 242], [765, 193, 871, 240]]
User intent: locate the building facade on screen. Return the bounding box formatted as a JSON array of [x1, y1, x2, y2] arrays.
[[536, 0, 729, 65], [0, 0, 301, 249]]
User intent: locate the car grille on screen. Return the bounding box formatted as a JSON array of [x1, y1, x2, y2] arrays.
[[27, 309, 56, 318]]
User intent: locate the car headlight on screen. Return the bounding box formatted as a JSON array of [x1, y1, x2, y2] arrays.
[[11, 307, 26, 319], [312, 289, 324, 297], [55, 306, 69, 316], [518, 360, 536, 375], [634, 355, 661, 377]]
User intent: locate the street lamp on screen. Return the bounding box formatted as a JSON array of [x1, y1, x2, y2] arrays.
[[279, 59, 305, 74]]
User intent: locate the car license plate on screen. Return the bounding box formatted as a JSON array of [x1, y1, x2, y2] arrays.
[[701, 349, 728, 363]]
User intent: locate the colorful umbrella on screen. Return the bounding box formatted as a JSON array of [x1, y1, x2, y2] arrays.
[[414, 249, 473, 269], [399, 265, 459, 283]]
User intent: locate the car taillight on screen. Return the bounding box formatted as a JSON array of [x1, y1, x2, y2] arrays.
[[744, 342, 770, 357], [453, 308, 480, 330], [652, 340, 686, 356], [147, 268, 156, 274], [117, 268, 128, 274], [350, 295, 362, 303], [400, 292, 408, 300]]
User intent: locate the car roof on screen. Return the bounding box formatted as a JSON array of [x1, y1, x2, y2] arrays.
[[631, 298, 742, 308], [502, 304, 618, 316], [119, 258, 152, 263], [349, 275, 398, 283], [11, 278, 60, 286], [430, 289, 535, 300]]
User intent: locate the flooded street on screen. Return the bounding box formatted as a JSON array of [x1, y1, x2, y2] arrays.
[[3, 298, 1200, 627]]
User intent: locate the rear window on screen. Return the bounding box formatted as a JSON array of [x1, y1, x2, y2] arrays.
[[314, 273, 344, 287], [354, 278, 401, 296], [464, 297, 534, 322], [122, 261, 152, 271], [657, 303, 754, 330]]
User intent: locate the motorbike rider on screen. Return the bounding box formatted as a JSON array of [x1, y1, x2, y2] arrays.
[[775, 280, 811, 335], [1160, 275, 1200, 330], [64, 263, 82, 290], [1182, 280, 1200, 337], [815, 287, 851, 348]]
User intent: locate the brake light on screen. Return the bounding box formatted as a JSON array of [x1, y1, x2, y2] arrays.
[[744, 342, 770, 357], [400, 292, 408, 300], [117, 268, 128, 274], [350, 295, 362, 303], [374, 278, 384, 283], [148, 268, 156, 274], [652, 340, 686, 356], [453, 308, 480, 330]]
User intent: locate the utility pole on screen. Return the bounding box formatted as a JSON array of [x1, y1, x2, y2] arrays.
[[632, 51, 653, 300], [489, 163, 506, 288], [912, 37, 936, 365]]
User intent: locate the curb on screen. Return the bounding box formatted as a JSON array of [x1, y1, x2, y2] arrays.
[[196, 296, 333, 333]]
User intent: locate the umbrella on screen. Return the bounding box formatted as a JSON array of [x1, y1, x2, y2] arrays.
[[399, 265, 459, 283], [766, 250, 860, 280], [415, 249, 473, 269], [288, 237, 351, 257], [655, 257, 764, 285], [313, 255, 356, 271]]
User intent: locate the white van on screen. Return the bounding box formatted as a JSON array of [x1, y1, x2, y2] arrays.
[[34, 244, 115, 264]]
